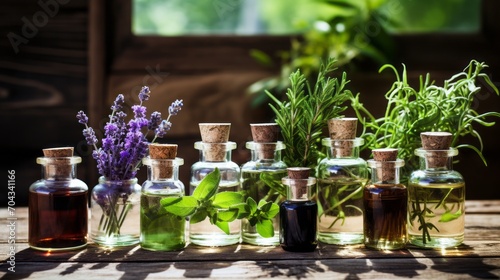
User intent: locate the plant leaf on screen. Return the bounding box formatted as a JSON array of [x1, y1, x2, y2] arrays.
[[192, 168, 220, 201], [190, 209, 208, 224], [161, 196, 198, 217], [256, 219, 274, 238], [212, 192, 243, 208]]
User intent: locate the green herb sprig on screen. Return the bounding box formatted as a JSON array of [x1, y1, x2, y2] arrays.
[[161, 168, 279, 237], [266, 58, 354, 169], [351, 59, 500, 243]]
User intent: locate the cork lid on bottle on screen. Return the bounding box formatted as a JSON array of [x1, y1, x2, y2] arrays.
[[283, 167, 315, 200], [327, 117, 359, 157], [37, 147, 81, 178], [145, 143, 179, 178], [420, 132, 453, 168], [198, 123, 233, 161], [250, 123, 280, 159], [371, 148, 401, 183]]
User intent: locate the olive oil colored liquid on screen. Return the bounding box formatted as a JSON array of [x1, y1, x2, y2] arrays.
[[140, 193, 186, 251], [29, 190, 88, 251], [408, 182, 465, 248]]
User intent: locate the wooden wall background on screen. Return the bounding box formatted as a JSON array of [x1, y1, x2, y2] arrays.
[[1, 0, 499, 207]]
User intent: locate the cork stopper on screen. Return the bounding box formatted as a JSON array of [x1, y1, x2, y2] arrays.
[[250, 123, 279, 142], [199, 123, 231, 161], [327, 118, 358, 157], [286, 167, 310, 200], [372, 148, 398, 182], [148, 143, 177, 178], [420, 132, 452, 168], [250, 123, 279, 159], [328, 118, 357, 140], [41, 147, 75, 178], [199, 123, 231, 143], [43, 147, 74, 157]]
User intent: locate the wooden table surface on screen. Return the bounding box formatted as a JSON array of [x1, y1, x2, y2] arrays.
[[1, 200, 499, 279]]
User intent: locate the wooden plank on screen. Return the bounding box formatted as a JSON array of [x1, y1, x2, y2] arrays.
[[0, 258, 498, 279]]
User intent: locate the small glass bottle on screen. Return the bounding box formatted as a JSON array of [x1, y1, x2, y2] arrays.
[[241, 123, 287, 246], [408, 132, 465, 248], [316, 118, 368, 245], [141, 144, 186, 251], [280, 167, 318, 252], [29, 147, 88, 251], [190, 123, 241, 246], [364, 148, 407, 250]]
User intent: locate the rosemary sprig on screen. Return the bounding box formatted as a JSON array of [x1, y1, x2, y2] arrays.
[[351, 59, 500, 243], [266, 58, 354, 169]]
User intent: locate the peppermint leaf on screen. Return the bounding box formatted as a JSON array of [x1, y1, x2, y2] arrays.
[[256, 219, 274, 238], [212, 192, 243, 208], [161, 196, 198, 217], [192, 168, 220, 201]]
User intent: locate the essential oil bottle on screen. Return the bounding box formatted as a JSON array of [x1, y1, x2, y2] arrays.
[[240, 123, 287, 246], [316, 118, 368, 245], [190, 123, 241, 246], [141, 144, 186, 251], [280, 167, 318, 252], [408, 132, 465, 248], [29, 147, 88, 251], [364, 148, 407, 250]]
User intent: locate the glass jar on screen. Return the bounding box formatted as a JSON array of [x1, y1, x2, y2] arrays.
[[364, 158, 407, 250], [408, 148, 465, 248], [240, 141, 287, 246], [316, 138, 368, 245], [29, 155, 88, 251], [90, 176, 141, 247], [280, 173, 318, 252], [190, 141, 241, 246], [141, 157, 186, 251]]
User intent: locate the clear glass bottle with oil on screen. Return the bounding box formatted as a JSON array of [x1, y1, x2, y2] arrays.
[[364, 148, 407, 250], [190, 124, 241, 246], [141, 154, 186, 251], [316, 137, 368, 245], [408, 132, 465, 248], [241, 141, 287, 245], [29, 147, 88, 251]]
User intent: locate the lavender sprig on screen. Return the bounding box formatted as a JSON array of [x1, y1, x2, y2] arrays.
[[76, 87, 183, 181]]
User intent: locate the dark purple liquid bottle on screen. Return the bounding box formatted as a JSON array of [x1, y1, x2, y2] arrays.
[[279, 200, 318, 252]]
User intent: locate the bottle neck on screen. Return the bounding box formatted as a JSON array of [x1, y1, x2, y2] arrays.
[[367, 159, 405, 184], [323, 138, 363, 159], [282, 177, 316, 201], [415, 148, 457, 170], [37, 157, 81, 181], [143, 157, 183, 181], [247, 141, 284, 161], [195, 141, 236, 162]]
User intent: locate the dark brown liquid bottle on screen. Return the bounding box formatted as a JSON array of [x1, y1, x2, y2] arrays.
[[29, 147, 88, 251]]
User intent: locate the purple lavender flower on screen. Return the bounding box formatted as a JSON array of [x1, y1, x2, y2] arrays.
[[168, 99, 183, 116], [111, 94, 125, 111], [138, 86, 150, 103], [148, 111, 162, 131], [77, 86, 183, 181]]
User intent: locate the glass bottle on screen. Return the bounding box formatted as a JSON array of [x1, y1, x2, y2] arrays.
[[316, 137, 368, 245], [280, 167, 318, 252], [240, 124, 287, 246], [90, 177, 141, 247], [408, 132, 465, 248], [141, 156, 186, 251], [364, 148, 407, 250], [190, 123, 241, 246], [29, 147, 88, 251]]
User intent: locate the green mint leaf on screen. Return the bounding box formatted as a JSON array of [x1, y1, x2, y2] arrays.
[[160, 197, 182, 207], [212, 192, 243, 208], [256, 219, 274, 238], [258, 200, 273, 212], [230, 203, 250, 219], [217, 209, 238, 222], [215, 221, 230, 235], [192, 167, 220, 201], [190, 209, 208, 224], [162, 196, 198, 217], [262, 203, 279, 219], [247, 197, 258, 213]]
